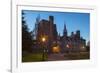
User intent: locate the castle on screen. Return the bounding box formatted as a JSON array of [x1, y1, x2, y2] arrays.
[[33, 15, 87, 53]]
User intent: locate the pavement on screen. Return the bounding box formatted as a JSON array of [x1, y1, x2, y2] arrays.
[[47, 53, 67, 61]]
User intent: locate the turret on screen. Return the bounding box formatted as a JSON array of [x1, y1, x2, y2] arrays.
[[49, 16, 54, 24], [76, 30, 80, 38]]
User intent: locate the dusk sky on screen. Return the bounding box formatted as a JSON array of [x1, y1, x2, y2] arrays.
[[22, 10, 90, 43]]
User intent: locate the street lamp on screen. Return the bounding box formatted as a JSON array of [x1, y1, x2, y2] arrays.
[[42, 37, 46, 42], [41, 37, 46, 61]]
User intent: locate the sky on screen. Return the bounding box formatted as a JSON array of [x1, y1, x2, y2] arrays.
[[22, 10, 90, 43]]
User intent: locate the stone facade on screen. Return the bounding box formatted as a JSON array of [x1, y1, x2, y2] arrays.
[[34, 15, 87, 53]]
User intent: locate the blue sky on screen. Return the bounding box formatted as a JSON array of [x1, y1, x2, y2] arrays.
[[22, 10, 90, 43]]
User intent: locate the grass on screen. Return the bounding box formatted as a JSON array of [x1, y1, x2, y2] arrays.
[[22, 53, 48, 62]]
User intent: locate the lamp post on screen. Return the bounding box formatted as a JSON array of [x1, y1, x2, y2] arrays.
[[41, 37, 46, 61]]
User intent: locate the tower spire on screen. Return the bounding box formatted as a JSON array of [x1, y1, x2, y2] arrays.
[[63, 22, 67, 37]]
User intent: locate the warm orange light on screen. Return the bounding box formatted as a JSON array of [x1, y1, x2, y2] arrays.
[[53, 46, 58, 50], [52, 46, 60, 53], [42, 37, 46, 42]]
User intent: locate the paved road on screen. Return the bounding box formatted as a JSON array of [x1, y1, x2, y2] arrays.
[[47, 53, 67, 61]]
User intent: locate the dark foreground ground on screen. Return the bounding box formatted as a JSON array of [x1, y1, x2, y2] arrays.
[[22, 51, 90, 62]]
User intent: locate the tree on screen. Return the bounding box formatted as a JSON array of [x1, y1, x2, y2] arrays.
[[22, 11, 33, 53], [86, 46, 90, 52]]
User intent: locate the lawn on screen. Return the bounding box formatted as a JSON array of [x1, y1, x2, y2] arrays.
[[22, 53, 48, 62]]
